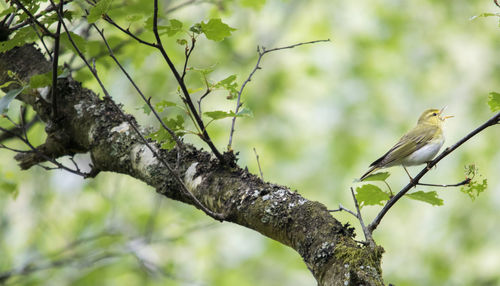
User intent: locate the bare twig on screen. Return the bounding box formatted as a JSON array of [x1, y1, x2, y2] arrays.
[[102, 15, 156, 47], [30, 25, 53, 61], [328, 203, 357, 218], [253, 147, 264, 180], [93, 26, 183, 148], [350, 187, 375, 247], [368, 110, 500, 233], [53, 5, 225, 221], [197, 88, 211, 114], [0, 125, 90, 177], [416, 178, 471, 188], [181, 37, 196, 81], [227, 39, 330, 149]]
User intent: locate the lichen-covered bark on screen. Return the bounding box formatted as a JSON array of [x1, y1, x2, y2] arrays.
[[0, 45, 385, 285]]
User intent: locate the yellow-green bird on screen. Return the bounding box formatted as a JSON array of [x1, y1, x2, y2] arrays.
[[360, 108, 453, 181]]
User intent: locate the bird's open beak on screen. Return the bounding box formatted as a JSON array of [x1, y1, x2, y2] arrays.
[[439, 106, 454, 121]]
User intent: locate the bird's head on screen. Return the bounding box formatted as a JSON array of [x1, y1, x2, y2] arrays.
[[417, 107, 453, 126]]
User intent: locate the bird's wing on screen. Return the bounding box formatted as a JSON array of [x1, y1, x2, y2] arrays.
[[370, 125, 439, 167]]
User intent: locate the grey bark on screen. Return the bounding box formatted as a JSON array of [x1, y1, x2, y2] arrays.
[[0, 45, 385, 286]]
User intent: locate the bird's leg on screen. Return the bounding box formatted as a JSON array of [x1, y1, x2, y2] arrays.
[[403, 165, 413, 180], [403, 165, 416, 186]]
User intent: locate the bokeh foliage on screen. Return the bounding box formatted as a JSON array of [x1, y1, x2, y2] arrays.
[[1, 0, 499, 285]]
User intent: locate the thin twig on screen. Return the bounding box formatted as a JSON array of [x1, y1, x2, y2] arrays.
[[228, 39, 330, 149], [151, 0, 225, 163], [416, 178, 471, 188], [0, 125, 89, 177], [253, 147, 264, 180], [181, 37, 195, 81], [350, 187, 375, 247], [197, 88, 211, 114], [102, 15, 155, 47], [93, 26, 183, 148], [53, 4, 225, 221], [328, 203, 357, 218], [368, 110, 500, 233], [29, 21, 53, 61]]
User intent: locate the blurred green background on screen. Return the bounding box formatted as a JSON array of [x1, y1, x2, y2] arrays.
[[1, 0, 499, 285]]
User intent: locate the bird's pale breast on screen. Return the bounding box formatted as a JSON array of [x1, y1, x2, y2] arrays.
[[402, 138, 444, 166]]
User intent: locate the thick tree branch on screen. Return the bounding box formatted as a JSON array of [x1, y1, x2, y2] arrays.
[[0, 45, 385, 286]]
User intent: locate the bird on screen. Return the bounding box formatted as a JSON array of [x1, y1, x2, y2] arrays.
[[360, 108, 453, 181]]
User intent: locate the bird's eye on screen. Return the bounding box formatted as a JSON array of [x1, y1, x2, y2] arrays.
[[432, 112, 437, 116]]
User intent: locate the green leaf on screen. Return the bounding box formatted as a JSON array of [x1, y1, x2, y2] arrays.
[[461, 178, 487, 201], [0, 81, 17, 89], [155, 100, 177, 112], [488, 92, 500, 112], [200, 19, 236, 42], [189, 23, 202, 34], [406, 191, 444, 206], [236, 107, 253, 117], [0, 88, 24, 115], [360, 172, 390, 182], [126, 14, 144, 23], [204, 110, 236, 120], [0, 27, 37, 53], [0, 7, 14, 19], [0, 180, 18, 199], [141, 104, 151, 115], [163, 19, 183, 37], [177, 39, 188, 46], [460, 164, 487, 201], [214, 74, 238, 99], [60, 32, 87, 54], [146, 115, 185, 150], [29, 68, 69, 89], [240, 0, 266, 10], [87, 0, 114, 23], [355, 184, 390, 208]]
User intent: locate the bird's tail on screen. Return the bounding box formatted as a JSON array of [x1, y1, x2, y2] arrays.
[[359, 165, 379, 181]]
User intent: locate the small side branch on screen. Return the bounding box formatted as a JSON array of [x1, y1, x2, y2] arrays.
[[368, 110, 500, 233], [328, 203, 357, 218], [227, 39, 330, 149], [253, 147, 264, 180], [350, 187, 374, 247], [416, 178, 471, 188]]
